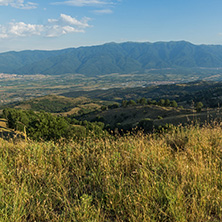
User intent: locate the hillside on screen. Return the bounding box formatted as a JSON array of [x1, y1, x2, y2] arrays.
[[77, 105, 190, 128], [2, 41, 222, 76], [62, 81, 222, 108], [0, 124, 221, 221], [1, 95, 104, 115]]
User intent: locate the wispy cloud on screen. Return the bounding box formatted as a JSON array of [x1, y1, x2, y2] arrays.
[[0, 14, 91, 38], [52, 0, 114, 7], [0, 0, 37, 9], [93, 9, 113, 14]]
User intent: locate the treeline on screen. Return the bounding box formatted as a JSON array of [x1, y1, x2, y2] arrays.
[[101, 98, 205, 112], [122, 98, 178, 107], [27, 99, 74, 113], [3, 108, 106, 141], [100, 98, 178, 111]]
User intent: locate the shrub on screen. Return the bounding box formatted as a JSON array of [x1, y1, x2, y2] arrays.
[[196, 102, 203, 112], [138, 118, 153, 132]]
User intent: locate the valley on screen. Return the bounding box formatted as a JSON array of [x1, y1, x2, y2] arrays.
[[2, 67, 222, 105]]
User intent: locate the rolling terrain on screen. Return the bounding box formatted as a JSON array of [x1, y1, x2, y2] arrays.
[[2, 84, 222, 135]]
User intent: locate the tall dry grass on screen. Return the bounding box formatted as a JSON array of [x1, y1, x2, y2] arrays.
[[0, 123, 221, 221]]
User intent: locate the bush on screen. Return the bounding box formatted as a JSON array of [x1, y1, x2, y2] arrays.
[[196, 102, 203, 112], [138, 97, 147, 105], [101, 105, 108, 111], [108, 103, 119, 109], [171, 100, 178, 108], [138, 118, 153, 132], [127, 100, 137, 106]]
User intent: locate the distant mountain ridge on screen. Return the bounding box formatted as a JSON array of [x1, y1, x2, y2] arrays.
[[2, 41, 222, 76]]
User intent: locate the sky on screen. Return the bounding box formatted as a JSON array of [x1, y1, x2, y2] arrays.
[[1, 0, 222, 52]]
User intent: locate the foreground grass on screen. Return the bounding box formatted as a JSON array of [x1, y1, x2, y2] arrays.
[[0, 124, 222, 221]]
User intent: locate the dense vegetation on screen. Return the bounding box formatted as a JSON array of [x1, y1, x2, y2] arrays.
[[0, 123, 221, 221], [2, 41, 222, 76], [2, 108, 106, 141]]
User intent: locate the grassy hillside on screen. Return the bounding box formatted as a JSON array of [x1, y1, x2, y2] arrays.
[[79, 104, 190, 128], [2, 95, 104, 116], [0, 124, 221, 221]]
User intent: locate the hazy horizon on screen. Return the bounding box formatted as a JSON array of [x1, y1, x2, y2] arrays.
[[1, 0, 222, 53]]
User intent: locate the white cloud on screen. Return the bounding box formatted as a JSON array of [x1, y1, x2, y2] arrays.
[[93, 9, 112, 14], [45, 25, 84, 38], [49, 14, 90, 28], [0, 0, 37, 9], [0, 14, 91, 38], [52, 0, 113, 7]]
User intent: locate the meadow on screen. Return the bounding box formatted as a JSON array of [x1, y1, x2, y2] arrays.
[[0, 123, 221, 221]]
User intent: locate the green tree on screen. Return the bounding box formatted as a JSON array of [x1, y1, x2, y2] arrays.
[[195, 102, 203, 112], [127, 100, 137, 106], [101, 105, 108, 111], [139, 97, 147, 105], [158, 99, 165, 106], [121, 100, 128, 107], [164, 99, 171, 106], [171, 100, 178, 108], [108, 103, 119, 109]]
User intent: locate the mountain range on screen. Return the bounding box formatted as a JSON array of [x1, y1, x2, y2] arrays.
[[2, 41, 222, 76]]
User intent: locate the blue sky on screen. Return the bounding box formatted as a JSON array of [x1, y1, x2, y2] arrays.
[[0, 0, 222, 52]]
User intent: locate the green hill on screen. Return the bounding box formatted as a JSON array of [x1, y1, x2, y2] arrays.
[[2, 95, 103, 115]]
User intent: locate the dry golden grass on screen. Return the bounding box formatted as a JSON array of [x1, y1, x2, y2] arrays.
[[0, 123, 221, 221], [63, 103, 102, 116], [0, 119, 7, 129]]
